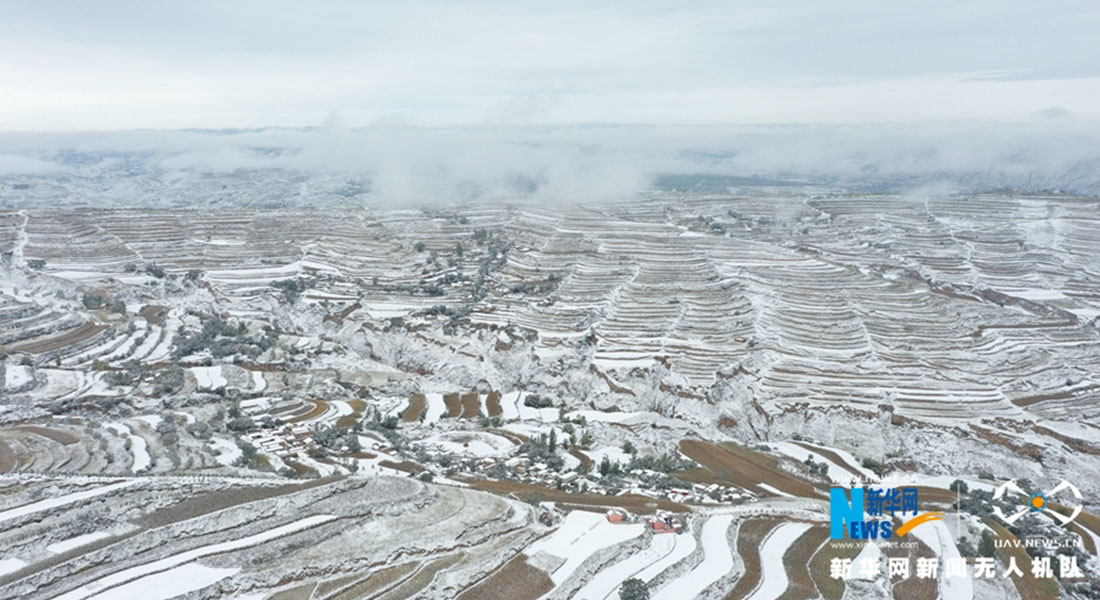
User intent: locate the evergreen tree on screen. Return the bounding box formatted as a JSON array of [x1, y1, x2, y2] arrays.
[[978, 529, 996, 558]]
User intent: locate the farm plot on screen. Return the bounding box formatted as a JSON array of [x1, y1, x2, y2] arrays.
[[677, 440, 820, 498], [485, 391, 502, 417], [0, 480, 138, 527], [53, 514, 338, 600], [524, 510, 645, 586], [444, 393, 463, 419], [744, 521, 813, 600], [652, 514, 736, 600], [574, 531, 677, 600], [458, 554, 553, 600], [775, 525, 829, 600], [402, 394, 427, 422], [465, 478, 689, 514]]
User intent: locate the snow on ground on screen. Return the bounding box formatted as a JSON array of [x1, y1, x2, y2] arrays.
[[90, 563, 240, 600], [132, 415, 162, 429], [851, 542, 883, 581], [652, 514, 734, 600], [105, 423, 151, 473], [0, 481, 139, 525], [564, 410, 645, 424], [776, 440, 878, 483], [47, 531, 112, 554], [363, 301, 421, 319], [53, 514, 336, 600], [635, 528, 697, 582], [330, 400, 354, 420], [420, 431, 514, 458], [499, 391, 520, 421], [574, 531, 677, 600], [0, 558, 26, 576], [902, 516, 973, 600], [250, 371, 266, 392], [424, 393, 447, 424], [209, 437, 242, 467], [3, 364, 34, 391], [191, 366, 228, 390], [745, 522, 812, 600], [770, 442, 866, 485], [585, 446, 632, 467], [516, 392, 559, 422], [757, 483, 793, 498], [526, 511, 645, 586]]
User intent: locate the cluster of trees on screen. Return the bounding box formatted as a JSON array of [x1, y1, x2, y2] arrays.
[[173, 313, 277, 359], [519, 429, 565, 471], [271, 277, 313, 304], [523, 393, 555, 409], [311, 423, 362, 455]]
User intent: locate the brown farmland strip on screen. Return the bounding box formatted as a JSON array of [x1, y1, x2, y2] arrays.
[[337, 399, 367, 429], [402, 395, 426, 422], [133, 477, 336, 528], [569, 448, 593, 471], [444, 393, 462, 418], [333, 563, 418, 600], [884, 534, 937, 600], [11, 425, 80, 445], [13, 322, 107, 354], [485, 391, 502, 417], [458, 554, 553, 600], [287, 399, 328, 423], [777, 525, 829, 600], [983, 517, 1061, 600], [139, 304, 166, 325], [465, 478, 687, 514], [808, 539, 863, 600], [380, 459, 425, 474], [376, 553, 464, 600], [725, 517, 782, 599], [460, 393, 480, 419], [678, 440, 819, 498], [266, 584, 313, 600], [790, 441, 864, 479], [0, 440, 14, 473]]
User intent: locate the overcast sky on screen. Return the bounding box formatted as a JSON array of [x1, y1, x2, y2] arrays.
[[3, 1, 1100, 130]]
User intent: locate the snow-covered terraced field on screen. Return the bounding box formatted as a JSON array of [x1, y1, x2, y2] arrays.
[[1, 193, 1099, 599]]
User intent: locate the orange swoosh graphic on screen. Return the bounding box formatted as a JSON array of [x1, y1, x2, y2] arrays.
[[896, 512, 944, 537]]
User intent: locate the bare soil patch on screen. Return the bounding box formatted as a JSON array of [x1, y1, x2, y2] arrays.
[[287, 399, 328, 423], [777, 525, 829, 600], [808, 539, 863, 600], [13, 322, 107, 354], [460, 393, 480, 419], [12, 425, 80, 445], [678, 440, 819, 498], [983, 517, 1061, 600], [402, 394, 426, 422], [725, 517, 782, 599], [139, 304, 166, 325], [458, 554, 553, 600], [377, 553, 465, 600], [0, 439, 14, 473], [485, 391, 502, 417], [444, 393, 462, 418], [332, 562, 418, 600], [133, 477, 335, 528]]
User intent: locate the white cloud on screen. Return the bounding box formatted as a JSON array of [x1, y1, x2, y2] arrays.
[[2, 2, 1099, 129]]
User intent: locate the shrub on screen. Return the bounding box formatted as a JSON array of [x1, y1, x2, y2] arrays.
[[619, 578, 649, 600], [949, 479, 969, 494]]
